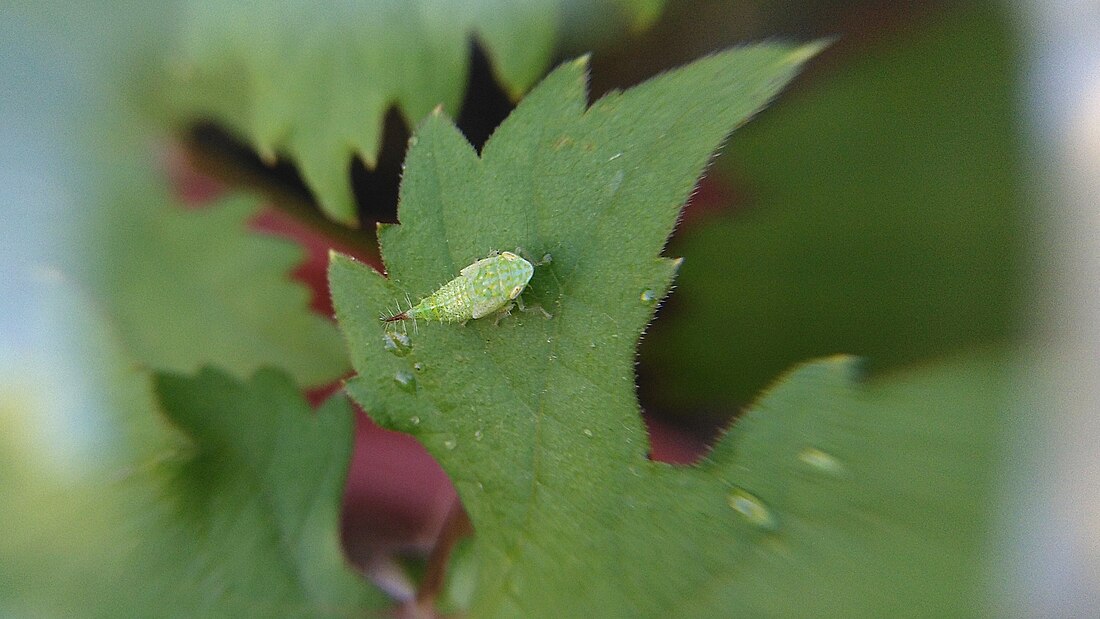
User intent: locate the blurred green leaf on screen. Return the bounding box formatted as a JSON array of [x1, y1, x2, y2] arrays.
[[643, 3, 1023, 410], [329, 45, 821, 616], [675, 353, 1007, 617], [134, 366, 383, 616], [3, 283, 374, 617], [161, 0, 666, 224], [86, 169, 348, 387]]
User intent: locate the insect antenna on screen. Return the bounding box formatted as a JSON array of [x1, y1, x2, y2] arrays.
[[381, 300, 409, 328], [382, 311, 409, 323], [396, 293, 419, 334]]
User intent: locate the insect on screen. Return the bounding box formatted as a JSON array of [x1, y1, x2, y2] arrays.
[[383, 250, 551, 331]]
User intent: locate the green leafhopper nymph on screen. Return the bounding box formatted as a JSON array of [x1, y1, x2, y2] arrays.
[[383, 250, 550, 329]]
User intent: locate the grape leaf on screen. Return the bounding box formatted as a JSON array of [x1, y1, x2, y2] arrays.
[[145, 366, 384, 616], [86, 167, 348, 387], [328, 45, 832, 615], [162, 0, 665, 225], [642, 3, 1024, 410]]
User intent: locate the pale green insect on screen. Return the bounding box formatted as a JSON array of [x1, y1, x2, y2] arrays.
[[383, 251, 549, 329]]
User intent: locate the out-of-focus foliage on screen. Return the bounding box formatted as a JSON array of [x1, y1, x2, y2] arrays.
[[642, 4, 1023, 411], [1, 0, 1024, 616], [158, 0, 666, 224], [85, 172, 349, 387], [0, 360, 382, 616], [144, 367, 384, 616]]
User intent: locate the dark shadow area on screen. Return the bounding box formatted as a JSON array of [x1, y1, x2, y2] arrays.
[[351, 108, 408, 224], [185, 40, 515, 234], [187, 121, 315, 206], [456, 40, 517, 152], [583, 0, 945, 100]]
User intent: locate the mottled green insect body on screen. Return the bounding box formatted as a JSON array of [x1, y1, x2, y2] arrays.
[[385, 251, 535, 327]]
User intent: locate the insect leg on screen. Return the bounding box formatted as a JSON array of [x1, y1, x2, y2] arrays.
[[493, 302, 515, 326], [515, 294, 553, 319], [514, 247, 552, 266]]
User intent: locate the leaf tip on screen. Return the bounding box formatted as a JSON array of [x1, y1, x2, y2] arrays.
[[823, 352, 858, 365], [824, 353, 866, 381], [628, 2, 663, 33], [328, 249, 356, 271], [358, 148, 379, 170], [257, 143, 278, 166], [783, 39, 832, 67], [504, 81, 529, 103]]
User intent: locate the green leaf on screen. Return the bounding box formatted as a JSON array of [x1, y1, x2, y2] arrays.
[[161, 0, 666, 225], [329, 45, 825, 616], [3, 279, 375, 616], [86, 168, 348, 387], [2, 371, 385, 618], [677, 353, 1006, 617], [642, 3, 1024, 410], [145, 366, 384, 616]]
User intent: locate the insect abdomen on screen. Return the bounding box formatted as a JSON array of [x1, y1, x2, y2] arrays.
[[409, 277, 475, 323], [385, 251, 536, 326]]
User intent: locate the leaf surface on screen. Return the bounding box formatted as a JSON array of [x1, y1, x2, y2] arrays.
[[146, 366, 384, 616], [3, 284, 380, 617], [88, 170, 349, 387], [162, 0, 665, 224], [329, 45, 838, 616], [642, 3, 1024, 410]]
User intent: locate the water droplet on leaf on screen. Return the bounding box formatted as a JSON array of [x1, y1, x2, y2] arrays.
[[474, 430, 483, 441], [410, 416, 421, 426], [413, 362, 425, 372], [393, 370, 416, 393], [727, 488, 778, 531], [583, 429, 593, 438], [640, 289, 658, 304], [443, 438, 457, 450], [798, 447, 844, 475], [607, 169, 624, 195], [382, 332, 412, 356]]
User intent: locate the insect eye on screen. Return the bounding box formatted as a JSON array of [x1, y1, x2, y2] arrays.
[[509, 285, 524, 299]]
